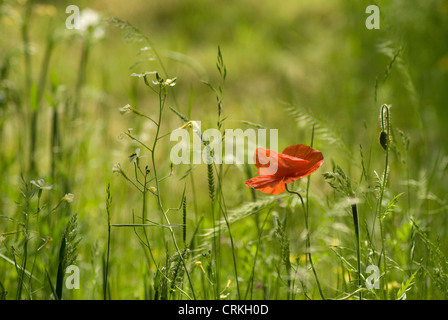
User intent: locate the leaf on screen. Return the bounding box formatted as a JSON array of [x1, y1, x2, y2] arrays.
[[411, 219, 448, 297], [55, 236, 66, 300], [45, 269, 57, 300], [169, 105, 189, 123], [381, 193, 404, 220], [55, 213, 81, 300], [179, 165, 198, 181], [131, 71, 157, 78], [0, 279, 6, 300], [322, 164, 354, 198], [397, 270, 418, 300], [106, 17, 148, 43], [202, 196, 282, 238]]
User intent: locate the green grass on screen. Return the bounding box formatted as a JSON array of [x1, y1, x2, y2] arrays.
[[0, 0, 447, 300]]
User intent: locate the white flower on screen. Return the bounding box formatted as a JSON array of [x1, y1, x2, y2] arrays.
[[78, 8, 104, 39], [119, 104, 132, 115], [152, 77, 177, 87], [129, 148, 148, 163], [61, 193, 75, 203], [112, 163, 122, 174], [30, 179, 53, 190], [164, 78, 176, 87]]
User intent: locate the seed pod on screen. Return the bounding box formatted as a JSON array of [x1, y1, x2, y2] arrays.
[[379, 131, 388, 150]]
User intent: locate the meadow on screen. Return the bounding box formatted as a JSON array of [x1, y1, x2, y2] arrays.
[[0, 0, 447, 300]]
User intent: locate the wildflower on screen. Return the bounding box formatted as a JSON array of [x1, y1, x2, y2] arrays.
[[151, 72, 177, 87], [195, 261, 206, 274], [245, 144, 324, 195], [112, 163, 123, 175], [164, 78, 176, 87], [30, 179, 53, 190], [119, 104, 132, 115], [128, 148, 148, 163], [61, 193, 75, 203], [78, 8, 104, 39], [119, 104, 147, 119]]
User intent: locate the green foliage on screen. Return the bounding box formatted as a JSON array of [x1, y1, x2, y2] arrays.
[[381, 192, 404, 221], [323, 164, 354, 198], [397, 270, 417, 300], [56, 213, 81, 300], [0, 0, 447, 301]]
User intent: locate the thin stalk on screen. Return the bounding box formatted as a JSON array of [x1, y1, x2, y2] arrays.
[[141, 166, 151, 248], [22, 0, 33, 173], [20, 0, 33, 175], [73, 33, 90, 118], [29, 29, 54, 175], [50, 107, 59, 181], [285, 184, 325, 300], [104, 184, 112, 300], [128, 213, 193, 300], [28, 191, 43, 299], [208, 162, 220, 299], [16, 217, 30, 300], [245, 209, 271, 299], [21, 0, 33, 105], [351, 203, 362, 300], [151, 85, 196, 299], [216, 171, 240, 299], [378, 104, 390, 299]]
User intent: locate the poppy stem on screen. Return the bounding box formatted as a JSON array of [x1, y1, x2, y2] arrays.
[[285, 183, 325, 300]]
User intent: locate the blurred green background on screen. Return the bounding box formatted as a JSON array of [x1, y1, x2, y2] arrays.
[[0, 0, 447, 299]]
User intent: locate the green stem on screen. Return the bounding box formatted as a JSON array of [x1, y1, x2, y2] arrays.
[[245, 210, 270, 299], [351, 203, 362, 300], [104, 184, 112, 300], [28, 193, 41, 299], [207, 162, 219, 299], [216, 176, 240, 299], [73, 34, 90, 118], [285, 184, 325, 300], [29, 25, 55, 176], [378, 104, 390, 299], [151, 86, 196, 299]]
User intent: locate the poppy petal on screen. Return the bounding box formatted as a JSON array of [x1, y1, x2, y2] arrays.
[[254, 148, 308, 176], [246, 144, 324, 195], [282, 144, 323, 165], [245, 175, 285, 195], [254, 148, 277, 174], [282, 144, 324, 178], [275, 152, 311, 176]]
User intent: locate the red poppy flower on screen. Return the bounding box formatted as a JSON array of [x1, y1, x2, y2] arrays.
[[245, 144, 324, 195]]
